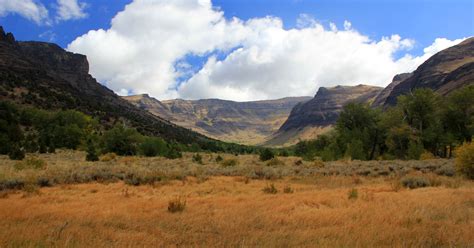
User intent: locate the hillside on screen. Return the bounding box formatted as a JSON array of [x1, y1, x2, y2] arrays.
[[0, 27, 212, 145], [380, 37, 474, 106], [265, 85, 383, 146], [124, 94, 311, 145]]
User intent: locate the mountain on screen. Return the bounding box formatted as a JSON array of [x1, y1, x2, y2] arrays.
[[380, 37, 474, 106], [124, 94, 311, 145], [0, 26, 212, 145], [371, 73, 412, 107], [265, 85, 383, 146]]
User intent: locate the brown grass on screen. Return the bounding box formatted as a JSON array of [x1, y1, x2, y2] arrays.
[[0, 150, 472, 247], [0, 176, 473, 247]]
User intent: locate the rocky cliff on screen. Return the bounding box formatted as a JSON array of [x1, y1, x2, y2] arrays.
[[265, 85, 383, 146], [382, 37, 474, 106]]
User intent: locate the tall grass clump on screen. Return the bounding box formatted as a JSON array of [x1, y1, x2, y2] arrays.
[[455, 142, 474, 179], [168, 196, 186, 213]]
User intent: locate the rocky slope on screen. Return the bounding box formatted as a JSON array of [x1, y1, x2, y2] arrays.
[[380, 37, 474, 106], [124, 94, 311, 145], [0, 26, 212, 145], [265, 85, 383, 146]]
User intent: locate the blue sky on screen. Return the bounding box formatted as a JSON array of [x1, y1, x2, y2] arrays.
[[1, 0, 473, 101], [2, 0, 473, 55]]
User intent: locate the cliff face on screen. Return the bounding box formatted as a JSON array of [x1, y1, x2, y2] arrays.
[[0, 26, 211, 145], [124, 94, 311, 145], [372, 73, 412, 107], [264, 85, 383, 146], [383, 37, 474, 106]]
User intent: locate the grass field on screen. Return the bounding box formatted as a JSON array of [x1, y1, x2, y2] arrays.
[[0, 151, 473, 247]]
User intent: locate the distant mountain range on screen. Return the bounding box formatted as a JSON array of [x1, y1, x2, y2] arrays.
[[1, 25, 472, 147], [124, 94, 311, 145]]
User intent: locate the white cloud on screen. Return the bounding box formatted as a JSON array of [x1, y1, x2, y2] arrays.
[[67, 0, 467, 101], [0, 0, 49, 25], [56, 0, 88, 21]]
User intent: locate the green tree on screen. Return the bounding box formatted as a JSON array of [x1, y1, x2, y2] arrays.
[[86, 139, 99, 161], [259, 148, 275, 161], [102, 124, 143, 156], [139, 137, 168, 157]]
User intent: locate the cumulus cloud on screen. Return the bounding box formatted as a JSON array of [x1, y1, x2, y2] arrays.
[[55, 0, 88, 21], [68, 0, 466, 101], [0, 0, 49, 25]]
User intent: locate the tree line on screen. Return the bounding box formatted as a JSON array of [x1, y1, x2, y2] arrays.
[[0, 102, 264, 160], [294, 85, 474, 161]]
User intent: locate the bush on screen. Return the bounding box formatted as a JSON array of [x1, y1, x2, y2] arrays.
[[168, 196, 186, 213], [420, 151, 435, 160], [455, 142, 474, 179], [86, 139, 99, 162], [8, 144, 25, 160], [139, 137, 168, 157], [401, 175, 431, 189], [262, 183, 278, 194], [221, 158, 238, 167], [165, 147, 182, 159], [283, 185, 294, 194], [348, 188, 358, 200], [259, 148, 274, 161], [266, 158, 284, 167], [14, 157, 47, 170], [100, 152, 117, 162], [192, 153, 203, 164], [215, 155, 223, 162], [102, 124, 143, 156]]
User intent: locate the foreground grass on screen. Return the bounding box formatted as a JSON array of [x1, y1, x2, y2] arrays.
[[0, 151, 472, 247], [0, 177, 473, 247]]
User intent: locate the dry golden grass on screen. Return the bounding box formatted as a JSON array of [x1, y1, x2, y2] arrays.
[[0, 176, 473, 247], [0, 150, 472, 247]]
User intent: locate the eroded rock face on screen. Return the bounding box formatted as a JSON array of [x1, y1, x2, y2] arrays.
[[279, 84, 383, 131], [372, 73, 412, 108], [124, 94, 311, 145], [262, 85, 382, 146], [0, 26, 211, 145], [383, 37, 474, 106]]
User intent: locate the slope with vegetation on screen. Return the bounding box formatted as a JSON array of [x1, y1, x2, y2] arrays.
[[265, 85, 383, 146], [294, 86, 474, 162]]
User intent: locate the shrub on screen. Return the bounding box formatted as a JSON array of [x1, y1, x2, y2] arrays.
[[348, 188, 358, 200], [100, 152, 117, 162], [102, 124, 143, 156], [420, 151, 435, 160], [192, 153, 203, 164], [262, 183, 278, 194], [165, 147, 182, 159], [168, 196, 186, 213], [8, 144, 25, 160], [400, 175, 431, 189], [283, 185, 294, 194], [294, 160, 303, 166], [221, 158, 238, 167], [455, 142, 474, 179], [215, 155, 223, 162], [279, 150, 289, 157], [259, 148, 274, 161], [266, 158, 284, 167], [139, 137, 168, 157], [86, 139, 99, 162], [14, 157, 47, 170]]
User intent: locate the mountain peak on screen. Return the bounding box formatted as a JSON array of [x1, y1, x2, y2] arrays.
[[0, 26, 16, 44]]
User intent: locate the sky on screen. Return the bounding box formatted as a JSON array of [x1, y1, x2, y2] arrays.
[[1, 0, 473, 101]]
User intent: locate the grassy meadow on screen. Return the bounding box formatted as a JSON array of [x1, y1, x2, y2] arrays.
[[0, 150, 473, 247]]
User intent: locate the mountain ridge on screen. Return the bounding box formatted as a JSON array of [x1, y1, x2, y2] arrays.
[[124, 94, 311, 145]]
